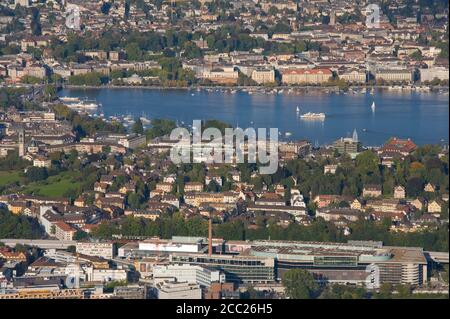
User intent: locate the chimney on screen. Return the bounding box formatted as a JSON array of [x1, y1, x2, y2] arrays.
[[208, 215, 213, 256]]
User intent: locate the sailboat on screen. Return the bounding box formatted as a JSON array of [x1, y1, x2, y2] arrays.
[[371, 101, 376, 112], [296, 106, 300, 113]]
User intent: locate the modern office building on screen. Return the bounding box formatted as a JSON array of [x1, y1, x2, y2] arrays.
[[169, 254, 275, 284], [118, 237, 209, 258], [333, 136, 362, 156], [76, 242, 115, 259], [249, 240, 428, 287], [153, 264, 225, 288]]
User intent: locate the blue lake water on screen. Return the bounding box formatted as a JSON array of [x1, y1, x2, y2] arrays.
[[59, 88, 449, 146]]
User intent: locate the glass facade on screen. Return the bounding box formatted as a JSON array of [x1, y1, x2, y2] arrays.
[[170, 255, 275, 283], [313, 256, 358, 267]]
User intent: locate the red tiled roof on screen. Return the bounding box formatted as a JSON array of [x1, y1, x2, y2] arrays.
[[282, 68, 332, 75]]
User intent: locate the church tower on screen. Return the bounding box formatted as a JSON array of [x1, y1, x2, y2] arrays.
[[352, 128, 358, 143], [18, 127, 25, 157]]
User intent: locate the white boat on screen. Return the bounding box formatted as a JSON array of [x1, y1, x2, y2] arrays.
[[371, 101, 376, 112], [123, 114, 134, 122], [296, 106, 300, 113], [285, 132, 292, 137], [60, 96, 80, 102], [66, 102, 98, 110], [300, 112, 326, 120], [140, 117, 151, 124]]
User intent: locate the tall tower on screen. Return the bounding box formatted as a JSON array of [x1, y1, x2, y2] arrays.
[[330, 10, 336, 26], [18, 127, 25, 157], [352, 128, 359, 143]]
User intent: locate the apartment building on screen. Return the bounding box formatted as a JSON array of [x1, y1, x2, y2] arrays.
[[281, 68, 332, 84], [251, 68, 275, 84], [76, 242, 115, 259]]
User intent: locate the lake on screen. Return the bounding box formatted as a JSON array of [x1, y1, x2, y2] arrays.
[[59, 87, 449, 146]]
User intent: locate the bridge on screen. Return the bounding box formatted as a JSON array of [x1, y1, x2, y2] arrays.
[[0, 239, 76, 250]]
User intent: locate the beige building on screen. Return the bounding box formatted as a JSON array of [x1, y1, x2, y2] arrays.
[[281, 68, 332, 84], [338, 68, 367, 83], [155, 182, 174, 193], [202, 69, 238, 84], [373, 68, 414, 83], [427, 199, 443, 214], [394, 185, 406, 199], [33, 156, 51, 168], [363, 185, 382, 198], [184, 182, 204, 193], [184, 192, 224, 207], [76, 242, 114, 259], [420, 67, 449, 82], [83, 50, 108, 61], [54, 222, 77, 241], [261, 1, 298, 12], [251, 68, 275, 84]]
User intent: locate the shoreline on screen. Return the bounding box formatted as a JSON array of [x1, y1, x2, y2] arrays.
[[60, 84, 450, 92]]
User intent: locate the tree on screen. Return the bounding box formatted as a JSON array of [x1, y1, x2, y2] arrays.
[[396, 284, 412, 298], [132, 118, 144, 134], [376, 283, 393, 299], [26, 167, 48, 182], [410, 50, 422, 61], [73, 230, 89, 241], [101, 2, 112, 14], [44, 85, 57, 102], [30, 7, 42, 36], [127, 192, 142, 209], [282, 269, 319, 299], [0, 208, 43, 239], [125, 43, 142, 61], [66, 245, 76, 253], [406, 177, 424, 197], [355, 151, 380, 176], [145, 119, 176, 139]]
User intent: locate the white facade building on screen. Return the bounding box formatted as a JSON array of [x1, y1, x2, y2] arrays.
[[153, 264, 225, 288], [76, 242, 115, 259], [154, 280, 202, 299]]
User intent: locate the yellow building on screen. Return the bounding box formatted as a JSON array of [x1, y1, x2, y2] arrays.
[[251, 69, 275, 84], [281, 68, 332, 84]]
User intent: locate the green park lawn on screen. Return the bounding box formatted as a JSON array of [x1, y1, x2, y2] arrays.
[[23, 171, 82, 198], [0, 171, 23, 187]]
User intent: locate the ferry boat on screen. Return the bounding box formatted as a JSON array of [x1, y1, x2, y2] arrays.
[[140, 116, 151, 124], [66, 101, 98, 110], [299, 112, 326, 120], [59, 96, 80, 103]]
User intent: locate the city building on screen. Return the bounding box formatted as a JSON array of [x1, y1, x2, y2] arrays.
[[153, 280, 202, 299], [54, 222, 77, 241], [251, 68, 275, 84], [169, 254, 275, 284], [249, 240, 428, 287], [373, 68, 414, 83], [332, 136, 361, 156], [76, 242, 115, 260], [153, 264, 225, 288], [420, 67, 449, 82], [281, 68, 333, 84]]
